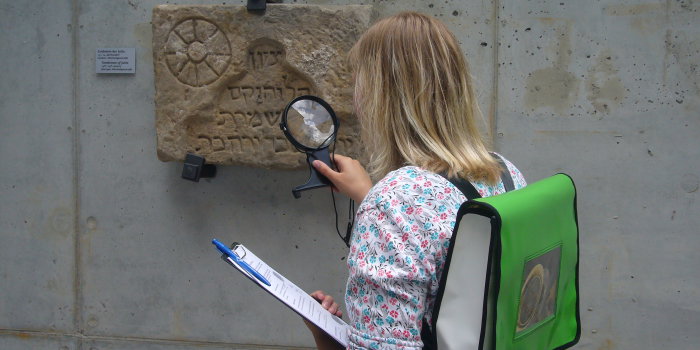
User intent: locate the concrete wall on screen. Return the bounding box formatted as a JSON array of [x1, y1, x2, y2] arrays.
[[0, 0, 697, 349]]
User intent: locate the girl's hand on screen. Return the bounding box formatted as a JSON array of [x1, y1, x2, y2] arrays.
[[303, 291, 345, 350], [309, 290, 343, 318], [313, 154, 372, 203]]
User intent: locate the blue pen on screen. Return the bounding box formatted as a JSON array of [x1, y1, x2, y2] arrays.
[[212, 239, 271, 286]]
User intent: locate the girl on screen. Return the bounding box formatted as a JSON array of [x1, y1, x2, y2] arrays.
[[306, 12, 526, 350]]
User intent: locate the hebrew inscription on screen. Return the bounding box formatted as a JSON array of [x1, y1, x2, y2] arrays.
[[184, 40, 317, 167], [152, 5, 371, 168]]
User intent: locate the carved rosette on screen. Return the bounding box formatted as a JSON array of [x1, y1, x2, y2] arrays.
[[165, 18, 232, 87]]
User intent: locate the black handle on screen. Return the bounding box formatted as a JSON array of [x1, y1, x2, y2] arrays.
[[292, 149, 334, 198]]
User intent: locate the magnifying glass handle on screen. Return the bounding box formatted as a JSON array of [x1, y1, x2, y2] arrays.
[[292, 148, 334, 198], [309, 148, 334, 175]]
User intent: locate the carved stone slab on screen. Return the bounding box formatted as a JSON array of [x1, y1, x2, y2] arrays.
[[152, 5, 371, 168]]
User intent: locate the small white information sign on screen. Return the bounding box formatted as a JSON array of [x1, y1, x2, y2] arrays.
[[96, 48, 135, 74]]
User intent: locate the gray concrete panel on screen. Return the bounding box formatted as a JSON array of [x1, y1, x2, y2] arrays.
[[0, 0, 76, 332], [75, 1, 350, 346], [496, 1, 700, 349]]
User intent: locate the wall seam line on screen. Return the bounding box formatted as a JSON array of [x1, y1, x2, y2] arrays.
[[490, 0, 501, 150], [71, 0, 83, 349]]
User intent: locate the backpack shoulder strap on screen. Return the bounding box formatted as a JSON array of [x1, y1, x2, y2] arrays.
[[492, 153, 515, 192], [441, 174, 481, 199], [439, 153, 515, 199]]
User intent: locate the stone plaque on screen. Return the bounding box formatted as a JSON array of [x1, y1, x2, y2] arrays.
[[152, 5, 371, 168]]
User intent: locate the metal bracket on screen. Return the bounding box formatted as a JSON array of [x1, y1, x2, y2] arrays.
[[181, 153, 217, 182], [247, 0, 266, 12]]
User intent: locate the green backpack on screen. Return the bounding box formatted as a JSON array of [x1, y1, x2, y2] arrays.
[[424, 173, 581, 350]]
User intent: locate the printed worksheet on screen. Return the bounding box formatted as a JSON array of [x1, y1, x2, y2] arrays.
[[226, 244, 349, 347]]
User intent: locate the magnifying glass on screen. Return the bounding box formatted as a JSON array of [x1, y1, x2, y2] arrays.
[[280, 95, 339, 198]]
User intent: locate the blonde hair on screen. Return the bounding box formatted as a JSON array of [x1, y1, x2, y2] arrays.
[[348, 12, 501, 184]]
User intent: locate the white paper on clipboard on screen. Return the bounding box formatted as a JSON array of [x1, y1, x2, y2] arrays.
[[223, 244, 350, 347]]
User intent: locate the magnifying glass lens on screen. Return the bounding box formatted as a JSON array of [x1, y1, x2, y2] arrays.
[[286, 100, 335, 149]]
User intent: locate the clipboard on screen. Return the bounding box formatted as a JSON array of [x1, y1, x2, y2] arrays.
[[216, 241, 349, 347]]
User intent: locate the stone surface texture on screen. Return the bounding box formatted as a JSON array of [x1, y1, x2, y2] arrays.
[[152, 5, 371, 168]]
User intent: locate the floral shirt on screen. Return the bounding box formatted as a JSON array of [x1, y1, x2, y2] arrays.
[[345, 156, 526, 349]]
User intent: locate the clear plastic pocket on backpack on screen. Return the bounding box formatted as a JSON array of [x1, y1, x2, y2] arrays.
[[516, 244, 562, 336]]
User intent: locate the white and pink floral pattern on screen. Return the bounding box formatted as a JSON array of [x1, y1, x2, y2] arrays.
[[345, 156, 526, 349]]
